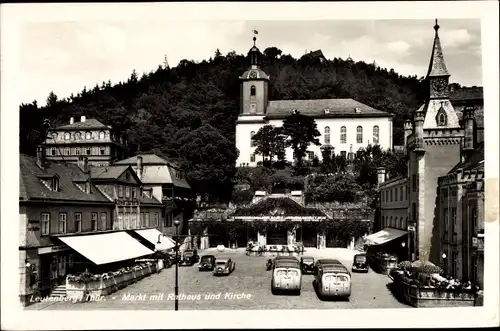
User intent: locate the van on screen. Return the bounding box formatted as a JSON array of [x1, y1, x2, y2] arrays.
[[314, 261, 351, 299], [271, 257, 302, 295]]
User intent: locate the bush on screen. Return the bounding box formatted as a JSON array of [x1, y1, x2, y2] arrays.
[[231, 189, 254, 205]]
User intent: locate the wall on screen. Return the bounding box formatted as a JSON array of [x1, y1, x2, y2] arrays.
[[236, 116, 393, 167], [20, 203, 113, 248], [241, 80, 268, 115], [235, 118, 267, 165], [380, 179, 410, 230], [423, 142, 462, 263]]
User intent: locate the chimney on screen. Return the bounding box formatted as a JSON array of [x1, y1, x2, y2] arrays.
[[81, 115, 86, 123], [78, 156, 89, 173], [137, 156, 143, 180], [70, 117, 74, 124], [36, 146, 45, 169], [377, 167, 386, 187]]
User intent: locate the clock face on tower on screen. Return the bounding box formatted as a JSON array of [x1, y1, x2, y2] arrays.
[[249, 71, 257, 79], [430, 77, 448, 96]]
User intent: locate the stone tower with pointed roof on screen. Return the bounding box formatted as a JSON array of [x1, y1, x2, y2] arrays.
[[405, 20, 476, 263]]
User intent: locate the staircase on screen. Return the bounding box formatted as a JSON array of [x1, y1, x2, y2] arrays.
[[49, 284, 67, 298]]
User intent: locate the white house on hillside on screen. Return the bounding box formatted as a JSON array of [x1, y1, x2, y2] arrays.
[[235, 37, 394, 167]]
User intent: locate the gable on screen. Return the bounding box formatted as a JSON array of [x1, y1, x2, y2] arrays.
[[423, 99, 460, 129], [117, 167, 141, 184]]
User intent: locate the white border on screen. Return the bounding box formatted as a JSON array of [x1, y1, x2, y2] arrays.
[[1, 1, 499, 330]]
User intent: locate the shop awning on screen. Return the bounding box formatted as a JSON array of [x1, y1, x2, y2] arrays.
[[365, 228, 407, 246], [58, 232, 154, 265], [134, 228, 175, 251]]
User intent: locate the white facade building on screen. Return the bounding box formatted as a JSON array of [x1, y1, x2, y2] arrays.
[[235, 38, 394, 167]]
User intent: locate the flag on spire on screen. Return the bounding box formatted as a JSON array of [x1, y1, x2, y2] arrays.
[[253, 30, 258, 35]]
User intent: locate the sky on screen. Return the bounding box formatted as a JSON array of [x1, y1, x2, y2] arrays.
[[18, 18, 482, 106]]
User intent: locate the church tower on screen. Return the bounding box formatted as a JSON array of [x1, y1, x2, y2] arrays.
[[239, 33, 270, 115], [235, 32, 270, 167], [407, 20, 466, 263]]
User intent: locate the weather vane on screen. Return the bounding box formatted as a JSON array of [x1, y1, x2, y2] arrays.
[[253, 29, 258, 46]]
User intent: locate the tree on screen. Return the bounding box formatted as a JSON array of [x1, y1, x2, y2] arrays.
[[253, 125, 286, 166], [282, 112, 321, 168], [46, 91, 58, 107], [178, 124, 238, 203]]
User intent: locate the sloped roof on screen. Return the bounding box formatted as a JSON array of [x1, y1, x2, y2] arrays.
[[231, 197, 326, 217], [421, 99, 461, 129], [55, 119, 111, 131], [115, 154, 179, 168], [426, 25, 450, 77], [449, 87, 483, 101], [90, 166, 131, 180], [265, 99, 393, 119], [19, 155, 111, 203], [448, 142, 484, 174]]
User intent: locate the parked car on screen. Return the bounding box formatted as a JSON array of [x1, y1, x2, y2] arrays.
[[300, 256, 315, 274], [271, 257, 302, 295], [213, 258, 235, 276], [198, 255, 216, 271], [313, 260, 351, 300], [179, 249, 199, 266], [352, 253, 369, 273]]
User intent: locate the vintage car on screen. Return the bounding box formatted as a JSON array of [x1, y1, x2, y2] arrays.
[[213, 258, 235, 276], [314, 261, 351, 300], [352, 253, 369, 273], [271, 257, 302, 295], [179, 249, 199, 266], [198, 255, 216, 271], [300, 256, 315, 274]]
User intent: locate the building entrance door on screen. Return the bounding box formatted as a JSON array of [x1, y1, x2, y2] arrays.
[[266, 227, 287, 245], [301, 226, 317, 247]]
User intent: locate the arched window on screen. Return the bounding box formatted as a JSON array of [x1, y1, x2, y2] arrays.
[[373, 125, 379, 145], [438, 113, 446, 126], [324, 126, 330, 144], [75, 132, 81, 140], [250, 85, 256, 97], [85, 131, 92, 140], [250, 154, 256, 163], [250, 131, 256, 147], [389, 216, 393, 228], [99, 131, 105, 140], [356, 126, 363, 144], [64, 132, 70, 140], [400, 217, 403, 229], [340, 126, 347, 144]]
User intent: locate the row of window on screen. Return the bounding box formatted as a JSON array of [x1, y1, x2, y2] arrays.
[[441, 206, 478, 235], [47, 146, 111, 157], [41, 212, 108, 235], [116, 212, 160, 229], [248, 150, 350, 163], [53, 131, 113, 142], [381, 184, 410, 203], [383, 215, 408, 229], [250, 125, 380, 147], [441, 187, 458, 199]]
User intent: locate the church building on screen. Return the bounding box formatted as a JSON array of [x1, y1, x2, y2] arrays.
[[235, 35, 394, 167], [374, 20, 484, 285]]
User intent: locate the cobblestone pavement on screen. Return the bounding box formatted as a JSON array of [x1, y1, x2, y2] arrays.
[[27, 248, 408, 310]]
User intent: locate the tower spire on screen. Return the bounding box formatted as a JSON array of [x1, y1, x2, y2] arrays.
[[427, 18, 450, 77]]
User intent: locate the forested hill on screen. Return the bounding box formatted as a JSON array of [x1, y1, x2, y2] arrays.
[[20, 47, 429, 202]]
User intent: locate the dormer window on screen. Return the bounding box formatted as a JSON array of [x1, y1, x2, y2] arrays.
[[355, 107, 361, 113], [292, 109, 299, 115], [51, 177, 59, 191], [436, 104, 448, 126], [324, 108, 330, 114]]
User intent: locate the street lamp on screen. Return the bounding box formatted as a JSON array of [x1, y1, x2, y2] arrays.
[[442, 252, 447, 275], [173, 219, 180, 311]]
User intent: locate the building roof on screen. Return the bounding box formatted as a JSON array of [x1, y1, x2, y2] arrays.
[[55, 119, 111, 131], [265, 98, 393, 119], [19, 154, 111, 203], [378, 176, 408, 189], [114, 154, 191, 189], [426, 22, 450, 77], [231, 197, 326, 217], [114, 154, 179, 168], [449, 87, 483, 102], [448, 142, 484, 174], [90, 166, 131, 180], [240, 67, 270, 80], [301, 50, 327, 59]]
